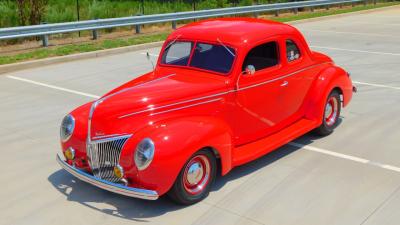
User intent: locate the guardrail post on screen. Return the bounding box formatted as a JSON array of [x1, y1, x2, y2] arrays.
[[91, 18, 99, 40], [293, 8, 298, 14], [253, 12, 258, 18], [135, 14, 142, 34], [364, 0, 367, 6], [92, 29, 98, 40], [42, 35, 49, 47], [352, 2, 355, 7], [172, 21, 177, 29], [40, 22, 49, 47], [373, 0, 376, 5], [275, 10, 279, 17], [135, 25, 141, 34], [326, 5, 330, 10], [310, 6, 314, 12]]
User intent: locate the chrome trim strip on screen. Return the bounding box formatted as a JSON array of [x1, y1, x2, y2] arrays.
[[92, 133, 131, 141], [88, 100, 100, 142], [237, 63, 329, 91], [150, 98, 223, 116], [119, 92, 231, 119], [56, 154, 159, 200], [119, 63, 329, 118]]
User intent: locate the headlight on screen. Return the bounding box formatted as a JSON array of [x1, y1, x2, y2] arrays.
[[60, 114, 75, 142], [134, 138, 155, 170]]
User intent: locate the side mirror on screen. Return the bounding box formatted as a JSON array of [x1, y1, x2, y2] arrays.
[[145, 52, 155, 70], [244, 65, 255, 76]]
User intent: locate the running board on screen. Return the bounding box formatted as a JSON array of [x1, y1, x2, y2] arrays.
[[232, 118, 318, 166]]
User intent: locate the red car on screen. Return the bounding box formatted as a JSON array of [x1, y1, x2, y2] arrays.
[[57, 18, 355, 204]]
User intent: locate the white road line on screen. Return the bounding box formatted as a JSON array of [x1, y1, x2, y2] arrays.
[[348, 21, 400, 26], [303, 29, 398, 38], [6, 75, 100, 99], [289, 142, 400, 173], [310, 45, 400, 56], [143, 52, 399, 91], [353, 81, 400, 90], [6, 75, 400, 173], [148, 44, 400, 57]]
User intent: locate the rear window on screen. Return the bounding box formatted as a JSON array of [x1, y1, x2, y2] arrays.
[[161, 41, 235, 74], [286, 40, 301, 62]]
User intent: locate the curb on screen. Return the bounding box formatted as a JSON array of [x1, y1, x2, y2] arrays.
[[0, 4, 398, 75], [0, 41, 164, 75]]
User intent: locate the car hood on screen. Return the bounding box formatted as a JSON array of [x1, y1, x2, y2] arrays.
[[89, 70, 228, 137]]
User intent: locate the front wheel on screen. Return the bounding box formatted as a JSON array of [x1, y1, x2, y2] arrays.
[[168, 149, 217, 205], [314, 90, 341, 136]]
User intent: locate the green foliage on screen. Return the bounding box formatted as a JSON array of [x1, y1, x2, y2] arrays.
[[0, 0, 269, 27], [0, 0, 398, 28], [0, 1, 19, 27]]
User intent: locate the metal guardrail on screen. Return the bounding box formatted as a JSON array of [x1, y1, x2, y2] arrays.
[[0, 0, 365, 46]]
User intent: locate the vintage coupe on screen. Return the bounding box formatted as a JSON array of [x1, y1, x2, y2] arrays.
[[57, 18, 355, 204]]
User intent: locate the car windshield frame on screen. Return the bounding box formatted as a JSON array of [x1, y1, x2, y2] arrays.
[[159, 39, 237, 76]]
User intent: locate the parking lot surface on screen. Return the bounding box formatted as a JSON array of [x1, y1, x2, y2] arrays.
[[1, 6, 399, 225]]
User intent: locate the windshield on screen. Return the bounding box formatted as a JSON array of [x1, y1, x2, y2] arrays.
[[161, 41, 236, 74]]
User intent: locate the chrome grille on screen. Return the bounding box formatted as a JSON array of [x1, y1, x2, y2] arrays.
[[86, 135, 130, 183]]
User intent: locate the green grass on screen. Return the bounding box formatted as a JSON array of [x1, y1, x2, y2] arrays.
[[0, 32, 169, 65], [0, 1, 398, 65]]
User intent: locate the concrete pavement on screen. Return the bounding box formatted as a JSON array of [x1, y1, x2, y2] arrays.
[[1, 6, 400, 225]]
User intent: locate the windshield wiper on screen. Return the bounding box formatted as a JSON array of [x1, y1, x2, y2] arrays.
[[217, 38, 235, 57]]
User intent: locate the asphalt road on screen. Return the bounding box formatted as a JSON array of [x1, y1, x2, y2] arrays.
[[1, 6, 400, 225]]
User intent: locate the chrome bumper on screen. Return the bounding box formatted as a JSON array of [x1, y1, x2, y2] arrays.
[[56, 154, 159, 200]]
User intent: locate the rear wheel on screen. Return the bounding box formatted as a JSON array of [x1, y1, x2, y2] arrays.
[[314, 90, 341, 136], [168, 149, 216, 205]]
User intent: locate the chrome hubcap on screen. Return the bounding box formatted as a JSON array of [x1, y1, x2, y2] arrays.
[[186, 162, 204, 185], [325, 97, 338, 126], [183, 155, 211, 195]]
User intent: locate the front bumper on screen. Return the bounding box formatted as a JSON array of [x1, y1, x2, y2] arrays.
[[56, 154, 159, 200]]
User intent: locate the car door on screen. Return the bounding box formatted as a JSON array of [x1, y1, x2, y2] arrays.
[[233, 40, 287, 145], [278, 38, 316, 124]]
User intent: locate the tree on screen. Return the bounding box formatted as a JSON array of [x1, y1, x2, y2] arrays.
[[16, 0, 29, 26], [29, 0, 48, 25], [16, 0, 48, 26]]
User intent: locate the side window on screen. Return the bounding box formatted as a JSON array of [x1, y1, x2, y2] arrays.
[[242, 41, 279, 71], [286, 40, 301, 62], [161, 41, 193, 66]]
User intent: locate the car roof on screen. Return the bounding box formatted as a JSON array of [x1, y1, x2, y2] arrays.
[[169, 17, 299, 47]]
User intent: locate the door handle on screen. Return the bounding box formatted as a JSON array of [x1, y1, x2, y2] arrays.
[[280, 81, 289, 87]]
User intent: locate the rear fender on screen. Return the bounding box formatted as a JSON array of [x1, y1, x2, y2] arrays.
[[304, 66, 353, 123], [122, 116, 234, 195]]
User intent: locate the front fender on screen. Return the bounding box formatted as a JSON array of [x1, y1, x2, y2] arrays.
[[120, 116, 234, 196], [304, 65, 353, 123]]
